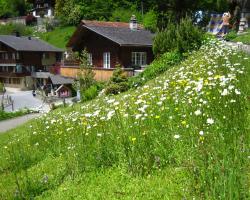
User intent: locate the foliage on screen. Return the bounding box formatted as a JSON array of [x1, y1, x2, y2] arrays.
[[232, 30, 250, 45], [0, 39, 249, 199], [110, 6, 142, 23], [0, 23, 33, 36], [224, 30, 238, 41], [153, 18, 205, 56], [0, 82, 3, 93], [81, 85, 99, 102], [0, 0, 29, 18], [129, 51, 182, 88], [105, 66, 129, 95], [142, 10, 158, 32], [74, 49, 96, 102], [0, 109, 32, 121]]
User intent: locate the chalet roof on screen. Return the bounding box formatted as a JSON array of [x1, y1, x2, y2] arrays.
[[50, 75, 74, 85], [67, 20, 154, 48], [32, 72, 51, 79], [0, 35, 63, 52]]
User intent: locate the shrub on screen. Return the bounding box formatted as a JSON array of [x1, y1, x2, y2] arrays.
[[105, 67, 129, 95], [0, 82, 4, 93], [73, 49, 96, 102], [153, 18, 204, 56], [81, 85, 98, 102], [0, 109, 31, 121], [224, 30, 237, 41], [0, 23, 33, 36]]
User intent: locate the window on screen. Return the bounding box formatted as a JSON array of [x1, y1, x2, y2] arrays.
[[132, 52, 147, 66], [43, 53, 50, 59], [5, 53, 8, 60], [88, 53, 93, 66], [103, 52, 110, 69], [16, 52, 20, 60], [12, 53, 15, 60], [12, 78, 20, 85]]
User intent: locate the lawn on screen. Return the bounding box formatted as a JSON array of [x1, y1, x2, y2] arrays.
[[232, 30, 250, 44], [35, 26, 76, 49], [0, 39, 249, 199], [0, 109, 31, 121]]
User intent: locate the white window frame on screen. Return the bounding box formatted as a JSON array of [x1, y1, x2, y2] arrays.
[[103, 52, 110, 69], [88, 53, 93, 66], [132, 52, 147, 66]]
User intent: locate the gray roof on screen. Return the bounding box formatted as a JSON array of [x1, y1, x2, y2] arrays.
[[50, 75, 74, 85], [84, 25, 154, 47], [31, 72, 51, 79], [0, 35, 63, 52]]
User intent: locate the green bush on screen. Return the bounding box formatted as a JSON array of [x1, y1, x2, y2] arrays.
[[0, 82, 4, 93], [81, 85, 99, 102], [129, 51, 182, 88], [0, 109, 31, 121], [0, 23, 33, 36], [105, 67, 129, 95], [153, 18, 204, 56], [224, 30, 237, 41]]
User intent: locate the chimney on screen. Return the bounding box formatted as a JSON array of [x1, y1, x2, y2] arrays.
[[130, 15, 138, 31]]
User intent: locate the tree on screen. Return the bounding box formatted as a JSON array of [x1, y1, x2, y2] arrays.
[[143, 10, 158, 32], [75, 49, 96, 101]]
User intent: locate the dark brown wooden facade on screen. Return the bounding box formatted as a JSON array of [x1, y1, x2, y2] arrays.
[[68, 27, 154, 69], [0, 38, 62, 89]]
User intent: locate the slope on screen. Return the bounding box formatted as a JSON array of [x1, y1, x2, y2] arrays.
[[0, 39, 249, 199]]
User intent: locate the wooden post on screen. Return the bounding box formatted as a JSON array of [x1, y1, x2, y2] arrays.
[[63, 97, 66, 107]]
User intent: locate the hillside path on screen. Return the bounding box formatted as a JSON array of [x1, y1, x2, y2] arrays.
[[226, 41, 250, 54], [0, 113, 41, 133]]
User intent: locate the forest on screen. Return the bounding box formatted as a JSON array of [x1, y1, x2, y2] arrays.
[[0, 0, 240, 30]]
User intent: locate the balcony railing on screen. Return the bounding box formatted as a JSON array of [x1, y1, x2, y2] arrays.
[[0, 71, 30, 77], [0, 59, 17, 64], [63, 60, 80, 66]]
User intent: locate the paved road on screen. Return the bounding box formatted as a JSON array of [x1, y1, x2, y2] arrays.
[[0, 89, 50, 112], [0, 113, 41, 133]]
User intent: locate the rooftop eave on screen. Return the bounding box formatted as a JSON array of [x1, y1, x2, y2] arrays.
[[120, 44, 153, 47]]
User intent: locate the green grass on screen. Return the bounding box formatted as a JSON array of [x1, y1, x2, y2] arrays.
[[232, 30, 250, 44], [35, 26, 76, 49], [0, 109, 32, 121], [0, 39, 249, 199]]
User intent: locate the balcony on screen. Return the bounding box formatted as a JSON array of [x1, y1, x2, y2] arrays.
[[0, 71, 30, 77], [0, 59, 18, 65], [63, 60, 80, 67]]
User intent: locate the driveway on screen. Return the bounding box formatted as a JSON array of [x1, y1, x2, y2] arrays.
[[0, 88, 50, 112]]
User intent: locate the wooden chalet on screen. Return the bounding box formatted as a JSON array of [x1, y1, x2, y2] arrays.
[[0, 34, 63, 89], [62, 16, 154, 81]]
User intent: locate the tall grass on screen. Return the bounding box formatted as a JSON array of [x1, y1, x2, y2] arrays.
[[0, 39, 249, 199]]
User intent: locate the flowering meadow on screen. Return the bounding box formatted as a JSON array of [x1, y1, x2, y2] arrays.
[[0, 39, 249, 199]]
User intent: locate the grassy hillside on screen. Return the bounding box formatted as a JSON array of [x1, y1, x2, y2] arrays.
[[35, 26, 76, 49], [0, 39, 249, 199]]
